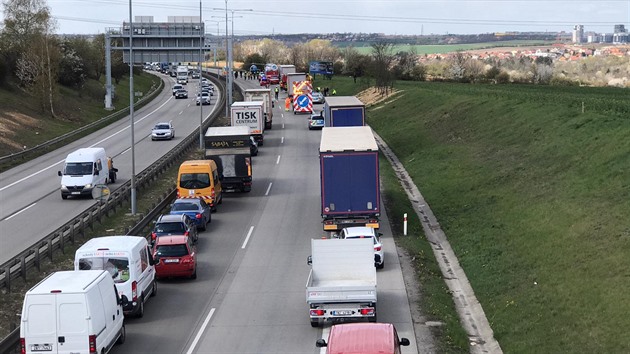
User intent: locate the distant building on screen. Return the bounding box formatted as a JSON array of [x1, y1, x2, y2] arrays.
[[613, 24, 626, 34], [572, 25, 584, 43]]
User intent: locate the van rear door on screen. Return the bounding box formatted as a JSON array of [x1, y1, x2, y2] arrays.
[[55, 293, 90, 354], [23, 294, 58, 354]]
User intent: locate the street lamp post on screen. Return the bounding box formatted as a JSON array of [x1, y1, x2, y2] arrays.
[[199, 0, 203, 150], [128, 0, 137, 214]]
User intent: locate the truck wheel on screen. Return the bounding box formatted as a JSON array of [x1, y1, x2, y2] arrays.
[[116, 324, 126, 345], [136, 296, 144, 318], [310, 319, 320, 328]]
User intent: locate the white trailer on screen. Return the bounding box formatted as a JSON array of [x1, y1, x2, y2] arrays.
[[244, 88, 274, 130], [176, 66, 188, 84], [231, 101, 265, 146], [306, 238, 377, 327], [286, 72, 307, 98]]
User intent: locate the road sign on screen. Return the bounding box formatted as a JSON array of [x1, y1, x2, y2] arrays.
[[92, 184, 111, 203], [297, 95, 309, 108]]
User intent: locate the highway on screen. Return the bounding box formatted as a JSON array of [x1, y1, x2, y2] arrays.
[[0, 73, 425, 353], [112, 77, 422, 353], [0, 74, 220, 265]]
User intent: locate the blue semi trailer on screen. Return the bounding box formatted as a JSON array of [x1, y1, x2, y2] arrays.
[[323, 96, 366, 127], [319, 126, 380, 232]]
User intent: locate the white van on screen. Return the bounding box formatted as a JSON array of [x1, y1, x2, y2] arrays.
[[74, 236, 157, 318], [58, 147, 117, 200], [20, 270, 126, 354]]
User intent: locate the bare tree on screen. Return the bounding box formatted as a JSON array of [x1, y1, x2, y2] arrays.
[[370, 40, 395, 95]]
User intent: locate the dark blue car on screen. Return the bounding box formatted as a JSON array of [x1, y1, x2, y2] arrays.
[[169, 198, 211, 231]]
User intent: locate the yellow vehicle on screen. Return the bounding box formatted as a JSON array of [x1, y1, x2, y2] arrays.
[[176, 160, 223, 212]]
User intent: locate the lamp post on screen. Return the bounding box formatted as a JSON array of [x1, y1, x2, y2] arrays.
[[198, 0, 203, 150], [212, 5, 252, 118], [128, 0, 137, 214]]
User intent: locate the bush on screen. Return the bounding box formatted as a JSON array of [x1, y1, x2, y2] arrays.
[[496, 71, 510, 84], [550, 76, 579, 86]]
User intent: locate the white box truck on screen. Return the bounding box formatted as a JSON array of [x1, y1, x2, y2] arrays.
[[231, 101, 265, 146], [244, 88, 274, 130], [286, 72, 307, 98], [20, 270, 127, 354], [176, 65, 189, 84], [306, 238, 377, 327]]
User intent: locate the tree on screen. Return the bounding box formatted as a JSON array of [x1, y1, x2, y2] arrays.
[[370, 41, 395, 94], [242, 53, 265, 72], [448, 52, 469, 82], [392, 49, 418, 80], [58, 44, 86, 88], [1, 0, 51, 73], [342, 47, 370, 83]]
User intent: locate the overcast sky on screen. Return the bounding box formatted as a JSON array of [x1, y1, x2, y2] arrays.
[[12, 0, 630, 36]]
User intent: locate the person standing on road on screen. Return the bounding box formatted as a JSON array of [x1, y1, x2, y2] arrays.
[[274, 86, 279, 100]]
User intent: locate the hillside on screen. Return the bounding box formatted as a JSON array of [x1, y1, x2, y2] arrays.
[[0, 72, 160, 157]]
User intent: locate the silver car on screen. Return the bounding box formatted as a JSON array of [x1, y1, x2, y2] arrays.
[[312, 91, 325, 104], [151, 121, 175, 141], [339, 226, 384, 269], [196, 92, 211, 105]]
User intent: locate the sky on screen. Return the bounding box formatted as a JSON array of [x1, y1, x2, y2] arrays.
[[6, 0, 630, 36]]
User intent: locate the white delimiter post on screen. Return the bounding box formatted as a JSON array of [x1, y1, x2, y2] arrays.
[[403, 213, 408, 236]]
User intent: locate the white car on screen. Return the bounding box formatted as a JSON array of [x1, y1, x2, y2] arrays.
[[172, 84, 183, 96], [339, 226, 384, 269], [196, 92, 211, 105], [151, 121, 175, 141]]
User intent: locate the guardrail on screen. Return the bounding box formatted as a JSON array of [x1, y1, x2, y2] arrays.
[[0, 72, 228, 354], [0, 75, 164, 167]]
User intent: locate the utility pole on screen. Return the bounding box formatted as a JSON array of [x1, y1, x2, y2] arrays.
[[128, 0, 137, 215], [199, 0, 203, 150]]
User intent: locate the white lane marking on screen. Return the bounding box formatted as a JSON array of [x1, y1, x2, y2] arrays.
[[320, 326, 330, 354], [241, 226, 255, 249], [6, 203, 37, 220], [120, 147, 131, 155], [179, 111, 183, 115], [282, 123, 285, 129], [281, 113, 284, 118], [276, 155, 281, 164], [281, 137, 284, 144], [0, 95, 173, 192], [185, 307, 216, 354], [265, 182, 273, 196]]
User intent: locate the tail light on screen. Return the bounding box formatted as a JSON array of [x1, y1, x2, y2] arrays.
[[195, 213, 202, 219], [369, 219, 378, 224], [176, 189, 180, 198], [324, 220, 333, 225], [182, 257, 193, 264], [211, 187, 216, 200], [360, 308, 375, 316], [184, 231, 189, 237], [374, 246, 382, 251], [151, 232, 157, 241], [89, 335, 97, 353], [20, 338, 25, 354], [246, 158, 251, 176], [310, 309, 325, 316], [131, 281, 138, 302]]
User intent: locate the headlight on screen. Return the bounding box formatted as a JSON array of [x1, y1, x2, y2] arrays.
[[85, 184, 92, 189], [61, 184, 66, 189]]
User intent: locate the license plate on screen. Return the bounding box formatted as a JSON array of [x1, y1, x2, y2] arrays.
[[31, 344, 52, 351], [164, 259, 179, 263], [71, 192, 80, 195], [331, 310, 353, 316]]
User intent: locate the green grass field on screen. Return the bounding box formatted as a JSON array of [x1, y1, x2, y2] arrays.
[[340, 40, 556, 55], [329, 76, 630, 352]]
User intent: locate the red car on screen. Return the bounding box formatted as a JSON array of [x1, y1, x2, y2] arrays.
[[153, 235, 197, 279]]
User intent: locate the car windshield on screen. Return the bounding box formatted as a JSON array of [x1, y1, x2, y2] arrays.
[[78, 256, 130, 283], [155, 222, 186, 234], [155, 244, 189, 257], [155, 124, 170, 130], [64, 162, 93, 176], [171, 202, 199, 211], [179, 173, 210, 189]]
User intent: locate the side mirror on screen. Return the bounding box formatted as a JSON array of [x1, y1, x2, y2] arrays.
[[378, 233, 383, 237], [307, 255, 312, 266], [315, 339, 327, 348], [57, 171, 62, 177], [399, 338, 410, 346]]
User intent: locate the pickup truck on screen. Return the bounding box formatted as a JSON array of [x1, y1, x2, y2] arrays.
[[306, 238, 377, 327]]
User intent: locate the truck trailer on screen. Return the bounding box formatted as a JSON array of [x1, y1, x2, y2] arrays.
[[286, 72, 307, 98], [244, 88, 274, 130], [324, 96, 366, 127], [231, 101, 265, 146], [319, 126, 380, 231], [279, 64, 296, 91], [306, 238, 377, 327], [204, 126, 252, 192]]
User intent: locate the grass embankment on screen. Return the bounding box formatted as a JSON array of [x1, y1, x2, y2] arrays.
[[357, 79, 630, 352], [0, 72, 160, 157]]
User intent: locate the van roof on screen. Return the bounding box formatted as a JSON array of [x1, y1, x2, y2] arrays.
[[28, 270, 107, 294], [327, 323, 397, 353], [76, 236, 146, 254], [65, 148, 106, 162], [180, 160, 215, 167]]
